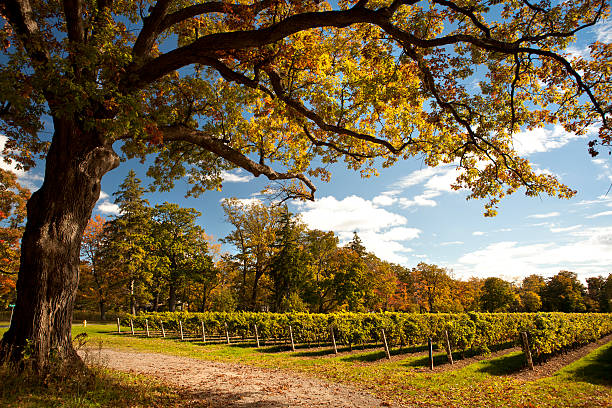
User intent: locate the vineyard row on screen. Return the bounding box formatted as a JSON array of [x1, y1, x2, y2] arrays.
[[121, 311, 612, 362]]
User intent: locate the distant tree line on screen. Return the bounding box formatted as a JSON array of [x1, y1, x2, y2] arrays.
[[2, 171, 610, 317]]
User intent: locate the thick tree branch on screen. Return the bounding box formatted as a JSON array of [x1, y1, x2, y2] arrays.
[[161, 124, 316, 200], [301, 125, 379, 160], [159, 0, 274, 32], [129, 6, 383, 87], [62, 0, 84, 45], [1, 0, 50, 65], [132, 0, 172, 58], [195, 55, 412, 156], [433, 0, 491, 38], [264, 68, 411, 154]]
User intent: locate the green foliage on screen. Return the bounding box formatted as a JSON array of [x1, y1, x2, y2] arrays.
[[480, 277, 517, 312], [541, 271, 587, 312], [124, 311, 612, 362]]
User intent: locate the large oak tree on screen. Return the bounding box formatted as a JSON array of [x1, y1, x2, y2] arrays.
[[0, 0, 610, 369]]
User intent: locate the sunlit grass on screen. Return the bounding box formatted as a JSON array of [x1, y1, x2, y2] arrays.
[[1, 322, 610, 407]]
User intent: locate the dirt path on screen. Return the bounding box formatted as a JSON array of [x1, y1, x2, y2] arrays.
[[81, 348, 395, 408]]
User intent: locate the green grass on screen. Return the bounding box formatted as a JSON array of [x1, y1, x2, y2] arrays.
[[1, 322, 611, 407]]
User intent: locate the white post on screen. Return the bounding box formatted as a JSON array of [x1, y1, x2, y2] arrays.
[[289, 325, 296, 352]]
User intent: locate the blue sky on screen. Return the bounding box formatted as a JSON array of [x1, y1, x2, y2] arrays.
[[2, 8, 611, 285]]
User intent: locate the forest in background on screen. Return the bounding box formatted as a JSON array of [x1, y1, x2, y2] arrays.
[[1, 169, 611, 319]]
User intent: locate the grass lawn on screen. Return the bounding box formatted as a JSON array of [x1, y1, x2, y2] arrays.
[[0, 322, 610, 407]]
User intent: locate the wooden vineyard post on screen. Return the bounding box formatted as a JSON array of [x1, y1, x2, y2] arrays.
[[289, 325, 296, 352], [381, 329, 391, 360], [161, 321, 166, 338], [130, 319, 134, 335], [428, 338, 434, 370], [116, 318, 121, 333], [254, 324, 260, 348], [201, 321, 206, 343], [145, 319, 150, 337], [179, 320, 184, 341], [444, 330, 453, 365], [330, 327, 338, 354], [520, 332, 535, 370], [225, 322, 231, 344]]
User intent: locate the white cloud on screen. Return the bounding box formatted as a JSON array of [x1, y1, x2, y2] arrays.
[[296, 195, 420, 264], [393, 165, 462, 208], [398, 191, 440, 208], [527, 212, 561, 219], [99, 191, 110, 201], [594, 18, 612, 43], [592, 158, 612, 183], [550, 225, 582, 233], [472, 231, 485, 236], [440, 241, 464, 246], [380, 227, 421, 241], [512, 125, 592, 156], [533, 165, 559, 178], [455, 225, 612, 281], [372, 194, 397, 206], [586, 210, 612, 219], [221, 170, 253, 183], [97, 201, 121, 216]]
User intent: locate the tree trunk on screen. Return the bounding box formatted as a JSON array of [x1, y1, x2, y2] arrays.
[[0, 117, 119, 370], [168, 283, 177, 312], [130, 280, 136, 315], [99, 299, 106, 321], [153, 291, 159, 312]]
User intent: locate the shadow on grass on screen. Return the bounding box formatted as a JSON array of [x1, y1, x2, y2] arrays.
[[291, 342, 384, 357], [476, 352, 525, 375], [339, 344, 430, 363], [558, 342, 612, 386]]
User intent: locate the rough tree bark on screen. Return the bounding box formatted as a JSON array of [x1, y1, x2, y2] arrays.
[[0, 117, 119, 370]]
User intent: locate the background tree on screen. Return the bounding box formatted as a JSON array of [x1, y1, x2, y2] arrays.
[[411, 263, 452, 313], [301, 229, 340, 313], [150, 202, 213, 311], [584, 274, 612, 312], [103, 171, 154, 315], [1, 0, 610, 369], [222, 198, 283, 310], [0, 169, 28, 308], [541, 271, 587, 312], [269, 209, 308, 312], [479, 277, 517, 312], [78, 215, 111, 319], [519, 274, 545, 312]]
